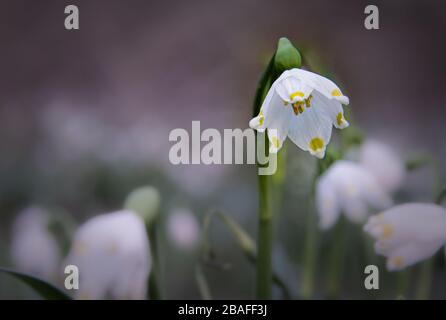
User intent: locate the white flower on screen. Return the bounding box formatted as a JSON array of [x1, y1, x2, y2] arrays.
[[167, 209, 200, 250], [316, 161, 393, 229], [249, 68, 349, 158], [359, 139, 405, 193], [364, 203, 446, 271], [64, 210, 150, 300], [10, 207, 61, 281]]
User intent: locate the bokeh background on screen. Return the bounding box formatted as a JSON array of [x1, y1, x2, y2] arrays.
[[0, 0, 445, 299]]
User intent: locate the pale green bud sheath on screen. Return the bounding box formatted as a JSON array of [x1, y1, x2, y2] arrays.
[[124, 186, 160, 225]]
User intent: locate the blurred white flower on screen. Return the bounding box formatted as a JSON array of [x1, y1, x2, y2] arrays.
[[364, 203, 446, 271], [359, 139, 405, 193], [167, 209, 200, 250], [316, 160, 393, 229], [250, 68, 349, 157], [10, 207, 61, 281], [64, 210, 150, 299]]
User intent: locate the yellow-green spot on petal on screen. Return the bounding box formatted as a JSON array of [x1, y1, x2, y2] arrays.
[[271, 136, 280, 149], [332, 89, 342, 97], [290, 91, 305, 100], [381, 224, 394, 239], [336, 112, 344, 126], [106, 243, 119, 255], [259, 111, 264, 126], [391, 256, 404, 268], [309, 137, 324, 152], [75, 241, 88, 255], [283, 100, 289, 106]]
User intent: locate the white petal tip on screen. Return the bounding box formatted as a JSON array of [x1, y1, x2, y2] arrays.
[[249, 117, 260, 129], [336, 96, 350, 105], [310, 149, 326, 159], [335, 120, 349, 130]]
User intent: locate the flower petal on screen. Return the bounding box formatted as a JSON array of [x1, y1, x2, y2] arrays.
[[249, 112, 266, 132], [364, 203, 446, 270], [359, 140, 405, 193], [386, 240, 444, 271], [262, 92, 293, 153], [287, 105, 332, 158], [365, 203, 446, 246], [275, 73, 313, 104], [312, 91, 349, 129], [289, 68, 349, 105]]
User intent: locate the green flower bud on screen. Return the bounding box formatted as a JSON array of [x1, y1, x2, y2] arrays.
[[274, 37, 302, 74], [124, 186, 160, 224], [252, 37, 302, 117]]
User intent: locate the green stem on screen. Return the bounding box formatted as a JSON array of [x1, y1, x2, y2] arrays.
[[272, 144, 287, 231], [396, 270, 410, 299], [256, 174, 273, 299], [326, 218, 347, 299], [301, 198, 318, 299], [413, 184, 444, 300], [147, 220, 163, 299], [415, 259, 433, 300]]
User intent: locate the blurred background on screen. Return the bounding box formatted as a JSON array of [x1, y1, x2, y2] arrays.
[[0, 0, 445, 299]]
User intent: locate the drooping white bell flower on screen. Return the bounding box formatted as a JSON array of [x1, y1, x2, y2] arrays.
[[64, 210, 150, 300], [316, 160, 393, 229], [359, 139, 405, 193], [167, 208, 200, 250], [249, 68, 350, 158], [10, 207, 61, 281], [364, 203, 446, 271]]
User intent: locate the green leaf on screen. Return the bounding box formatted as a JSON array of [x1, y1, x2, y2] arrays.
[[195, 265, 212, 300], [0, 267, 71, 300]]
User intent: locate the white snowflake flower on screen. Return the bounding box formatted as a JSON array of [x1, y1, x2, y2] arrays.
[[249, 68, 349, 158], [316, 160, 393, 229], [364, 203, 446, 271], [10, 207, 61, 281], [359, 139, 405, 193], [64, 210, 150, 300]]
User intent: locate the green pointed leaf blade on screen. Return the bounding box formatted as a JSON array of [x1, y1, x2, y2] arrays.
[[0, 267, 72, 300]]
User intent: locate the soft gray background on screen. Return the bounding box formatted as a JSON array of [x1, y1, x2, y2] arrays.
[[0, 0, 445, 299]]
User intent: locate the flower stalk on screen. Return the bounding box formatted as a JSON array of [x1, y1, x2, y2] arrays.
[[257, 172, 273, 299], [252, 38, 301, 299]]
